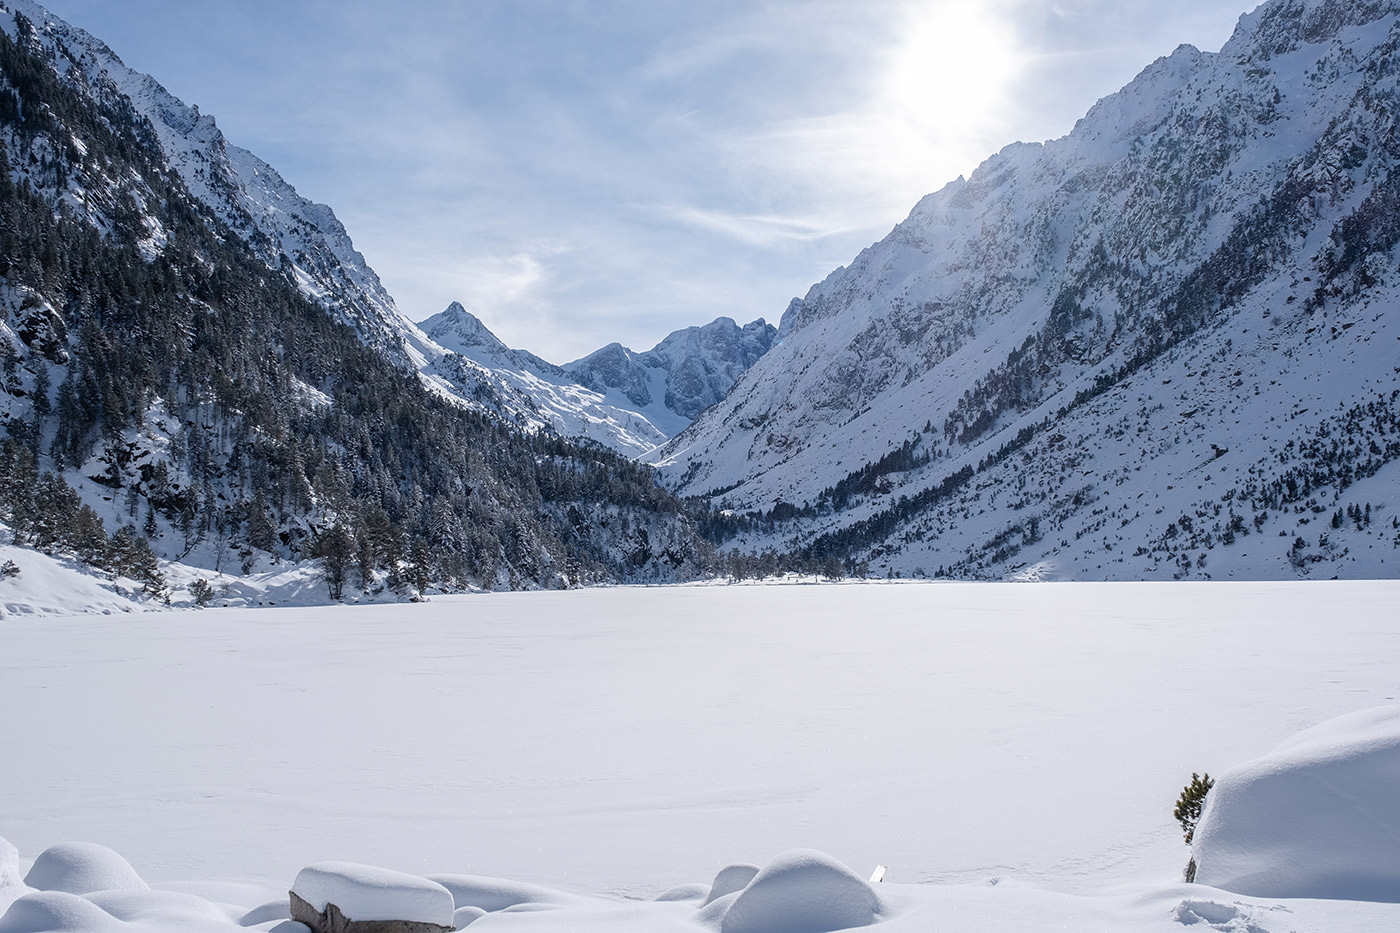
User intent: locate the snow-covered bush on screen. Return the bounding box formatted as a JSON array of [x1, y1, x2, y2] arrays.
[[1192, 706, 1400, 900]]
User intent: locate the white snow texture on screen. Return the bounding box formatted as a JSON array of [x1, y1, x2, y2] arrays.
[[1192, 704, 1400, 901], [291, 862, 454, 925]]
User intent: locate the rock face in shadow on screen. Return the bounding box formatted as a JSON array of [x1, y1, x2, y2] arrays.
[[289, 890, 455, 933]]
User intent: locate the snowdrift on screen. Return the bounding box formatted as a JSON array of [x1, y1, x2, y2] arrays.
[[1192, 705, 1400, 901]]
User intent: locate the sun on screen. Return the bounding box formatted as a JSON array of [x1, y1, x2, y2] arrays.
[[877, 2, 1025, 183]]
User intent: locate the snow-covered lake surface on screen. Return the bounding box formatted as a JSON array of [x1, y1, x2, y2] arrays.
[[2, 581, 1399, 930]]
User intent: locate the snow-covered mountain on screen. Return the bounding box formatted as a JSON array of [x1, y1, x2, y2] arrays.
[[0, 0, 716, 594], [566, 316, 778, 433], [0, 0, 774, 460], [651, 0, 1400, 580], [418, 303, 778, 455], [420, 302, 672, 456], [0, 0, 438, 371]]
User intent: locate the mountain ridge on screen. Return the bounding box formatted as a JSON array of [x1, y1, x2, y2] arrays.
[[650, 0, 1400, 580]]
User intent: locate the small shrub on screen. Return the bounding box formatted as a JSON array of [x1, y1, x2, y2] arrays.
[[0, 559, 19, 578], [1174, 772, 1214, 844]]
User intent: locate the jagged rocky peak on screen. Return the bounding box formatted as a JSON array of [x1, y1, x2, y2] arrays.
[[569, 342, 653, 408], [420, 302, 513, 358], [566, 316, 777, 421]]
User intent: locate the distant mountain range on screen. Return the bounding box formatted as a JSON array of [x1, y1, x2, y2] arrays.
[[5, 0, 1400, 589], [419, 301, 775, 456]]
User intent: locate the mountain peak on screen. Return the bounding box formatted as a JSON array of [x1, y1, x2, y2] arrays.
[[420, 302, 512, 358]]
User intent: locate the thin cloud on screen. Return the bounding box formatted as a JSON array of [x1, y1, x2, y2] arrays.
[[660, 205, 857, 248]]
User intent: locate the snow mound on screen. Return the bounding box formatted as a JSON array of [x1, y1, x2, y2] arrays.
[[238, 898, 291, 925], [291, 862, 454, 925], [1192, 705, 1400, 901], [23, 843, 147, 896], [655, 882, 709, 902], [452, 905, 486, 928], [84, 888, 233, 926], [0, 838, 19, 889], [701, 863, 760, 906], [717, 850, 885, 933], [425, 874, 579, 912], [0, 891, 119, 932]]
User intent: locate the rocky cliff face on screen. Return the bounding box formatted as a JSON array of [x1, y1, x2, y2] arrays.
[[650, 0, 1400, 580], [567, 316, 777, 427]]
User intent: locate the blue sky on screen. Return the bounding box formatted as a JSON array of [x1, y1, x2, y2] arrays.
[[41, 0, 1252, 362]]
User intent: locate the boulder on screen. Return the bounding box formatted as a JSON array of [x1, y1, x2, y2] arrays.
[[1192, 705, 1400, 901], [290, 863, 455, 933]]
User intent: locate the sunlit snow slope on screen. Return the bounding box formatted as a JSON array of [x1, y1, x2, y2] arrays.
[[652, 0, 1400, 580]]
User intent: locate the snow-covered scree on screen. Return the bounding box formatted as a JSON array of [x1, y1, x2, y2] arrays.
[[3, 583, 1400, 931], [1192, 705, 1400, 901]]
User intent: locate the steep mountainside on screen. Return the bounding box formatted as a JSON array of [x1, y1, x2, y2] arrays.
[[0, 0, 712, 596], [0, 1, 760, 460], [0, 0, 437, 370], [566, 315, 777, 433], [653, 0, 1400, 580]]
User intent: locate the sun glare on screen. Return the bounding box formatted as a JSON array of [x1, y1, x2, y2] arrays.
[[885, 4, 1022, 137], [875, 3, 1025, 190]]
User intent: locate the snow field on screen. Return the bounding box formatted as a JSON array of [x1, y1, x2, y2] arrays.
[[2, 581, 1400, 931]]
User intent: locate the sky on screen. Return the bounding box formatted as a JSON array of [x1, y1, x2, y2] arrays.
[[38, 0, 1255, 363]]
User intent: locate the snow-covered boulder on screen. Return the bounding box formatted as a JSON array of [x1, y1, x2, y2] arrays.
[[1192, 705, 1400, 901], [0, 890, 120, 932], [451, 905, 486, 929], [0, 838, 20, 890], [424, 874, 579, 913], [701, 863, 760, 906], [717, 850, 885, 933], [84, 888, 237, 927], [22, 843, 147, 896], [290, 862, 455, 932]]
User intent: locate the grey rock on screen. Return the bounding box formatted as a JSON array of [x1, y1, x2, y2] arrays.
[[289, 890, 455, 933]]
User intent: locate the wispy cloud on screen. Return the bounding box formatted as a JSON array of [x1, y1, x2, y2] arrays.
[[41, 0, 1252, 362]]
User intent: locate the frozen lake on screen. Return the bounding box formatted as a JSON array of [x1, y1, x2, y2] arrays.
[[2, 581, 1397, 899]]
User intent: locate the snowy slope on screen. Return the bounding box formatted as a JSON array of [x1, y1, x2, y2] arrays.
[[651, 0, 1400, 580], [0, 0, 439, 371]]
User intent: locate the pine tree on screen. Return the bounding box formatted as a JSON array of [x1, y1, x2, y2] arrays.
[[1174, 772, 1214, 845], [316, 525, 354, 600]]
